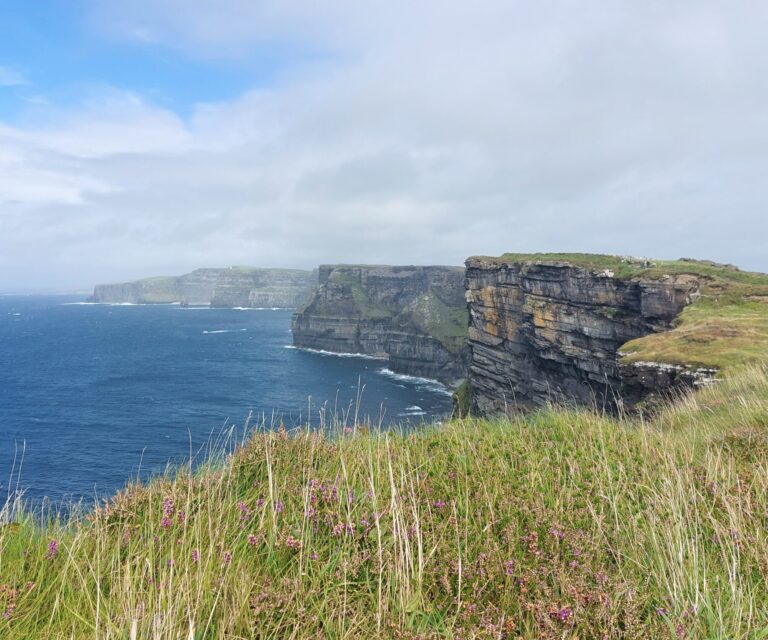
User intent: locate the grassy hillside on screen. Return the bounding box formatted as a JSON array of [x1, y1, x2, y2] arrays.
[[2, 367, 768, 638], [476, 253, 768, 373]]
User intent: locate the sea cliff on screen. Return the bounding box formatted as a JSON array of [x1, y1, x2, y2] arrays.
[[291, 265, 469, 386], [92, 267, 317, 308], [464, 254, 768, 414]]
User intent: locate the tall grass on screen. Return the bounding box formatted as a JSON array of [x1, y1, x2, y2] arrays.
[[1, 367, 767, 638]]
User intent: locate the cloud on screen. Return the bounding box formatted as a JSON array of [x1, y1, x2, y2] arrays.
[[2, 1, 768, 291]]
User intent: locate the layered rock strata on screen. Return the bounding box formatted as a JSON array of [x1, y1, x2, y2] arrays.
[[465, 257, 702, 414], [291, 265, 469, 386], [617, 360, 718, 406], [92, 268, 317, 308]]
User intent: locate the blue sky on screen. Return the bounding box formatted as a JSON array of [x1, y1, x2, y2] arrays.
[[0, 0, 315, 122], [1, 1, 767, 292]]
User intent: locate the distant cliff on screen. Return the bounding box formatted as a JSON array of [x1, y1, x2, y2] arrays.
[[292, 265, 469, 386], [92, 267, 317, 308]]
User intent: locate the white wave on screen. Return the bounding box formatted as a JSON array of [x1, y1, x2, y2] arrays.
[[400, 410, 427, 417], [202, 329, 247, 334], [232, 306, 286, 311], [405, 405, 422, 411], [285, 345, 387, 360], [64, 302, 179, 306], [376, 368, 452, 395]]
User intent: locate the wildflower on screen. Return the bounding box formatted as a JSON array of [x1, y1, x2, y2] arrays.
[[255, 497, 265, 507], [332, 521, 355, 537], [191, 549, 200, 563], [166, 559, 174, 568], [548, 527, 565, 540], [237, 501, 251, 520], [177, 510, 186, 525], [222, 551, 232, 565], [284, 535, 302, 550], [247, 534, 258, 546], [274, 500, 284, 514], [550, 607, 573, 624], [162, 497, 174, 517], [656, 608, 669, 617], [45, 539, 59, 559], [504, 560, 516, 576], [310, 552, 318, 560], [432, 500, 447, 508], [161, 516, 173, 529]]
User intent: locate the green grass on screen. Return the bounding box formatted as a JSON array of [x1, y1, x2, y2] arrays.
[[621, 300, 768, 369], [3, 366, 768, 638]]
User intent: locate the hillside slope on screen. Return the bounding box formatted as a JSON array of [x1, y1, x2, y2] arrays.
[[2, 366, 767, 638]]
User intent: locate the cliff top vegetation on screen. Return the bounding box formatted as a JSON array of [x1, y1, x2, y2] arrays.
[[471, 252, 768, 371], [2, 366, 767, 638]]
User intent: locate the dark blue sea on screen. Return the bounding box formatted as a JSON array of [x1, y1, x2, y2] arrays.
[[0, 296, 453, 508]]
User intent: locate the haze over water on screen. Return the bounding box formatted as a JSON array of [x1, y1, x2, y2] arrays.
[[0, 296, 452, 507]]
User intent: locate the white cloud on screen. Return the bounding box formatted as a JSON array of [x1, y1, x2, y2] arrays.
[[2, 1, 768, 291]]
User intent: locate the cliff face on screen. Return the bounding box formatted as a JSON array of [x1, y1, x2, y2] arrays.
[[465, 257, 702, 414], [291, 265, 469, 386], [92, 268, 317, 308]]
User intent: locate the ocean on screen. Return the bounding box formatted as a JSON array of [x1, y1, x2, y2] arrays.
[[0, 296, 453, 508]]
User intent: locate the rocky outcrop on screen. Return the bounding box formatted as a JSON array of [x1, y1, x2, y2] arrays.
[[291, 265, 469, 386], [465, 256, 702, 414], [92, 268, 316, 308], [617, 360, 718, 407]]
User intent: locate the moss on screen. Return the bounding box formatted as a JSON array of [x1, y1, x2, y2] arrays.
[[452, 379, 471, 416], [333, 272, 392, 320], [400, 290, 468, 354]]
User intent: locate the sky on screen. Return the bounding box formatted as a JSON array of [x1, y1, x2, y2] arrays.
[[0, 1, 766, 292]]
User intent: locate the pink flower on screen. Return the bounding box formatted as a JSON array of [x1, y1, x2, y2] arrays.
[[284, 535, 302, 550], [45, 539, 59, 559]]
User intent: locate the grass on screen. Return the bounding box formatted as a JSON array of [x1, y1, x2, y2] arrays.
[[621, 300, 768, 369], [472, 252, 768, 373], [2, 366, 768, 638]]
